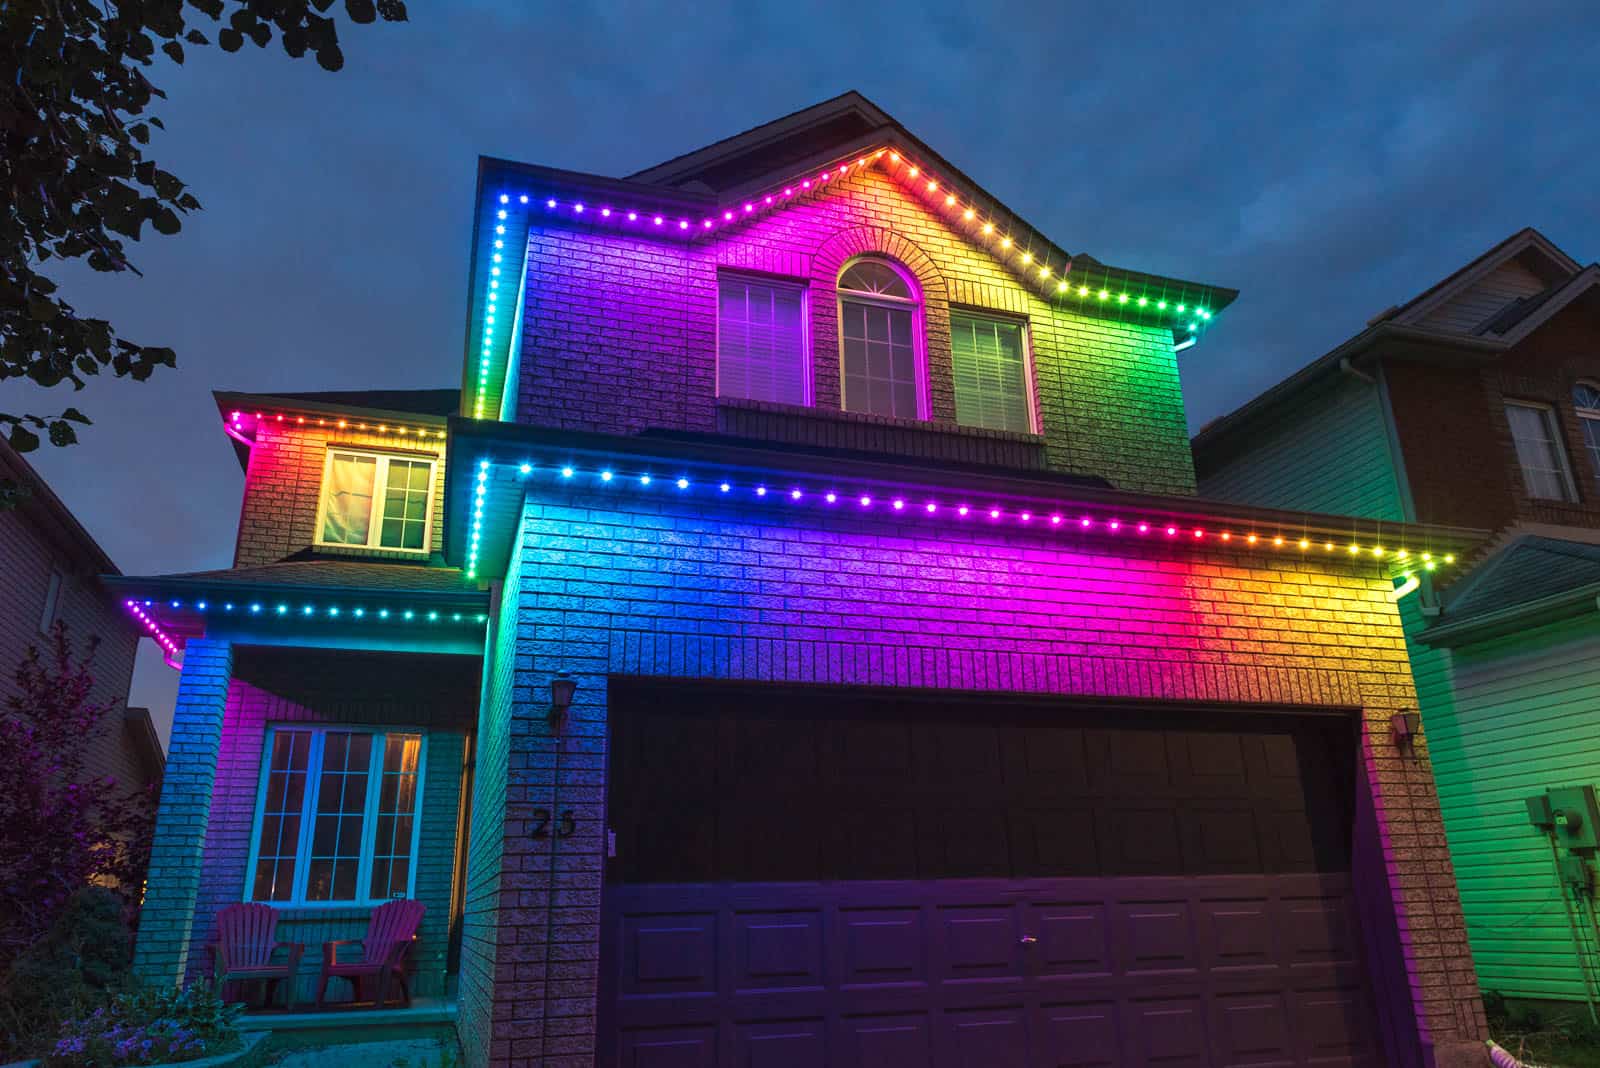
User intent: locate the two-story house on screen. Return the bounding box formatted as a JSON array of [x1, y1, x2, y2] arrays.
[[124, 93, 1491, 1067], [1, 439, 162, 801], [1193, 227, 1600, 1017]]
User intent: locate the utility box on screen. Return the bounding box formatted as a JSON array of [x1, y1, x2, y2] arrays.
[[1561, 855, 1594, 896], [1548, 786, 1600, 853], [1526, 793, 1555, 831]]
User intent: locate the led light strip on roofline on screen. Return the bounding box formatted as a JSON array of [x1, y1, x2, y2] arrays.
[[125, 600, 182, 669], [227, 409, 447, 440], [130, 597, 486, 624], [469, 458, 1457, 575], [476, 147, 1221, 418]]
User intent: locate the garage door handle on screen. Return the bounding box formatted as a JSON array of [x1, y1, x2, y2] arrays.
[[1019, 935, 1038, 946]]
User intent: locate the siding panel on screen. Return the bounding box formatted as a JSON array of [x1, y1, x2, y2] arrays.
[[1417, 261, 1547, 335]]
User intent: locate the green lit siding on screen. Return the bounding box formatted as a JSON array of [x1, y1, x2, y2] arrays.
[[1196, 376, 1405, 521], [1407, 606, 1600, 1002]]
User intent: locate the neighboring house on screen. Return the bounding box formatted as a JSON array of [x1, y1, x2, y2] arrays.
[[1194, 227, 1600, 1013], [0, 438, 162, 797], [125, 93, 1492, 1067]]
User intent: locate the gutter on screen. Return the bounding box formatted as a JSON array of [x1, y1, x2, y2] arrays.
[[101, 574, 490, 611], [1416, 582, 1600, 648]]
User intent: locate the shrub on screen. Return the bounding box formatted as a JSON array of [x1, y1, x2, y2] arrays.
[[45, 981, 242, 1067], [0, 887, 135, 1060]]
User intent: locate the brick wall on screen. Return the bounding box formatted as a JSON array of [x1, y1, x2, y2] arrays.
[[180, 647, 475, 1000], [0, 502, 143, 793], [1385, 301, 1600, 532], [235, 421, 449, 568], [476, 485, 1485, 1067], [458, 532, 523, 1068], [514, 166, 1196, 495]]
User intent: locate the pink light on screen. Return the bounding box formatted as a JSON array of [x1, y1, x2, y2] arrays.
[[764, 196, 773, 204], [275, 414, 283, 422], [958, 505, 969, 516], [1050, 514, 1062, 525], [1080, 517, 1091, 528], [892, 499, 904, 510], [802, 180, 811, 188], [825, 492, 837, 503], [820, 173, 830, 182], [1138, 523, 1150, 534], [703, 219, 713, 228], [744, 204, 753, 212], [859, 495, 872, 507], [600, 207, 611, 217], [784, 188, 793, 196], [628, 212, 637, 221], [1192, 528, 1204, 539], [654, 216, 664, 225], [1109, 520, 1121, 531], [925, 502, 937, 513], [839, 165, 848, 174], [723, 211, 734, 221], [989, 509, 1000, 519], [1166, 526, 1177, 536], [1020, 512, 1032, 521], [230, 410, 240, 421], [679, 220, 689, 230]]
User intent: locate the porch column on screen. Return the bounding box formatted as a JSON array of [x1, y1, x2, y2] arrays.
[[132, 639, 233, 986]]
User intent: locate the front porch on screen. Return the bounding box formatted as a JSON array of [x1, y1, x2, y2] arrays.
[[114, 565, 489, 1017]]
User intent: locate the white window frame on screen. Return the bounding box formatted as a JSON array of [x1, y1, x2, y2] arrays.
[[1505, 399, 1577, 502], [313, 448, 437, 554], [948, 309, 1038, 434], [1574, 381, 1600, 486], [837, 257, 928, 421], [242, 725, 428, 908], [38, 569, 64, 633], [715, 272, 812, 407]]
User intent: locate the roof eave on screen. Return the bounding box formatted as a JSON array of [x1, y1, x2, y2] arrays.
[[1417, 583, 1600, 648]]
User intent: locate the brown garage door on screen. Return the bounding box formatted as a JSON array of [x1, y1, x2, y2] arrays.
[[600, 688, 1382, 1067]]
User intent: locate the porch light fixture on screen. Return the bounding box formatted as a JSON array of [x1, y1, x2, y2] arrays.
[[549, 673, 578, 728], [1391, 710, 1421, 752]]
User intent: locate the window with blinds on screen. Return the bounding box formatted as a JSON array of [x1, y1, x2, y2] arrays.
[[717, 275, 807, 406], [951, 313, 1031, 433]]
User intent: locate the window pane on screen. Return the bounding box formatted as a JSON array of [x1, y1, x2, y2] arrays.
[[250, 730, 311, 902], [1506, 404, 1572, 501], [839, 260, 912, 299], [369, 734, 423, 901], [952, 315, 1030, 432], [1582, 416, 1600, 487], [840, 300, 917, 419], [717, 277, 806, 406], [305, 731, 371, 902], [320, 455, 377, 544], [377, 460, 431, 551]]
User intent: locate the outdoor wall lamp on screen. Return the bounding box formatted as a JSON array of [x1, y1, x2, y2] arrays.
[[549, 672, 578, 728], [1391, 710, 1421, 752]]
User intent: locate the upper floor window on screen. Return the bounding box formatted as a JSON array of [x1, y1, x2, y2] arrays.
[[1575, 382, 1600, 485], [1505, 400, 1576, 502], [316, 449, 436, 553], [247, 726, 424, 905], [951, 312, 1033, 433], [838, 258, 922, 420], [717, 274, 807, 406]]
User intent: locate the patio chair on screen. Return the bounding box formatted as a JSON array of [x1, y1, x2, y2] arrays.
[[211, 902, 304, 1010], [315, 898, 426, 1009]]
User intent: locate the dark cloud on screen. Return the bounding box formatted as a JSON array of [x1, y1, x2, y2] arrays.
[[15, 0, 1595, 736]]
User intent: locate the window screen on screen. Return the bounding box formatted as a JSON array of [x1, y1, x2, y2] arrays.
[[951, 314, 1030, 432], [717, 277, 806, 405]]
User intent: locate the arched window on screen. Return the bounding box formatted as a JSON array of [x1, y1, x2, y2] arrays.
[[1575, 381, 1600, 485], [838, 258, 922, 419]]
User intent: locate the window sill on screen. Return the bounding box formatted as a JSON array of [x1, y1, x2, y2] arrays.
[[715, 397, 1044, 445]]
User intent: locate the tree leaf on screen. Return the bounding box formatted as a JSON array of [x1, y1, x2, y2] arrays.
[[162, 41, 184, 64], [8, 426, 41, 453], [61, 408, 92, 425], [218, 26, 243, 50]]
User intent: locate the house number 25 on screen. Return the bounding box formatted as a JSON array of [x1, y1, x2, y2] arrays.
[[532, 808, 577, 838]]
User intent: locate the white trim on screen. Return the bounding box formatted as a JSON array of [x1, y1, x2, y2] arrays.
[[1505, 399, 1578, 503], [313, 447, 437, 555], [948, 308, 1037, 435], [243, 725, 428, 908], [837, 256, 927, 421]]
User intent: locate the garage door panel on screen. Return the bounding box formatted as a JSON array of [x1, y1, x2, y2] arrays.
[[620, 1025, 718, 1068], [1181, 803, 1268, 873], [619, 910, 718, 998], [1034, 998, 1121, 1067], [940, 1005, 1032, 1068], [1129, 994, 1210, 1066], [1116, 896, 1200, 976], [1197, 896, 1277, 973], [828, 807, 921, 878], [1005, 724, 1092, 795], [921, 806, 1013, 878], [1283, 895, 1363, 967], [1211, 989, 1296, 1066], [837, 1011, 932, 1068], [841, 905, 929, 990], [1026, 900, 1113, 979], [733, 1019, 827, 1068], [1293, 985, 1379, 1064], [936, 902, 1024, 986], [733, 909, 825, 993]]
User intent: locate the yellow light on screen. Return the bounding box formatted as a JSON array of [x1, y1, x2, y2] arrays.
[[337, 420, 347, 428], [857, 157, 867, 166], [926, 180, 937, 192], [1325, 541, 1334, 551], [1445, 554, 1456, 564], [981, 222, 993, 234], [1397, 549, 1409, 559], [963, 209, 975, 221], [1039, 266, 1050, 278], [876, 149, 886, 158], [1001, 237, 1012, 248], [1021, 251, 1031, 264], [1273, 536, 1284, 546], [1348, 544, 1360, 554], [1246, 534, 1257, 544], [1421, 553, 1433, 562], [1372, 546, 1384, 557], [945, 195, 955, 206], [1078, 286, 1089, 296], [1056, 280, 1068, 292], [1098, 289, 1109, 300], [1298, 539, 1309, 549]]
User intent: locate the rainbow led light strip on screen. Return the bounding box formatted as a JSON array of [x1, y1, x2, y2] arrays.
[[127, 596, 485, 629], [476, 148, 1219, 419], [126, 600, 182, 668], [470, 459, 1456, 573], [228, 410, 447, 440]]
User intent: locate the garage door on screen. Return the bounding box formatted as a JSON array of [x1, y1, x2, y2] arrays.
[[600, 688, 1382, 1067]]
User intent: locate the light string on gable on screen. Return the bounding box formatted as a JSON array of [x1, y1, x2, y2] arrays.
[[228, 410, 447, 440], [475, 147, 1221, 417], [467, 458, 1457, 576], [125, 600, 182, 668]]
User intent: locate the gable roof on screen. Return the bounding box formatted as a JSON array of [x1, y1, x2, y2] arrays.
[[1418, 534, 1600, 647], [463, 92, 1238, 421], [1193, 227, 1592, 458], [213, 388, 458, 471], [0, 438, 120, 576]]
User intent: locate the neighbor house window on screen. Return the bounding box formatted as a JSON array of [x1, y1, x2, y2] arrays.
[[38, 569, 63, 633], [1575, 382, 1600, 486], [717, 274, 807, 406], [1505, 400, 1576, 501], [316, 449, 436, 552], [951, 313, 1032, 433], [247, 727, 424, 905], [838, 258, 922, 419]]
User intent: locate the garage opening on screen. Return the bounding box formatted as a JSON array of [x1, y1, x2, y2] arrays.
[[600, 684, 1382, 1067]]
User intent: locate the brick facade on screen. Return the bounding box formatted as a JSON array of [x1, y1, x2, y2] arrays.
[[234, 420, 448, 568], [1385, 300, 1600, 531], [456, 483, 1485, 1068], [514, 165, 1196, 496]]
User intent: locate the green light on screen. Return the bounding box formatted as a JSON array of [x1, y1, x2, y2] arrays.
[[1077, 286, 1089, 296], [1117, 294, 1129, 304], [1097, 289, 1109, 301], [1157, 301, 1167, 309], [1176, 304, 1186, 312], [1137, 297, 1147, 307]]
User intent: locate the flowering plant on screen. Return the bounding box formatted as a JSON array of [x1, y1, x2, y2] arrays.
[[45, 982, 241, 1067]]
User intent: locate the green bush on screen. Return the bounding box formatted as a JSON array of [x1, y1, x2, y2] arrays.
[[0, 886, 135, 1059], [45, 981, 243, 1067]]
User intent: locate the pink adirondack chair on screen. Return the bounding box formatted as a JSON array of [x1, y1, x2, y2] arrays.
[[316, 899, 425, 1009], [211, 903, 304, 1009]]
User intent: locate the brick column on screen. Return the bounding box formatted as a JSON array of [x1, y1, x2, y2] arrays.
[[133, 639, 233, 986]]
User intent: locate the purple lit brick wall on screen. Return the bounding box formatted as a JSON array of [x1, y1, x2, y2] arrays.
[[474, 485, 1484, 1067], [513, 166, 1195, 494]]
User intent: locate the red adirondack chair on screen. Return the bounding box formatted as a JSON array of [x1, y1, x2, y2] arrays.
[[211, 903, 304, 1009], [316, 899, 425, 1009]]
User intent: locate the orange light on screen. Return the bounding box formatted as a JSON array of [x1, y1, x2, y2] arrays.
[[1246, 534, 1258, 544], [1273, 536, 1284, 546], [981, 222, 993, 234], [963, 209, 974, 220], [908, 166, 918, 177], [338, 420, 347, 428], [889, 151, 899, 161], [1220, 532, 1231, 541], [945, 195, 956, 206], [927, 180, 938, 192]]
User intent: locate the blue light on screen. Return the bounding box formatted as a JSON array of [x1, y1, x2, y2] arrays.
[[640, 474, 652, 486], [546, 198, 556, 208], [720, 482, 731, 492], [403, 610, 415, 621], [519, 463, 532, 475], [224, 603, 234, 612], [561, 466, 574, 478], [303, 605, 315, 616], [170, 600, 180, 608], [600, 470, 613, 482], [499, 194, 508, 204], [276, 604, 288, 615], [196, 601, 207, 611], [676, 478, 689, 489], [379, 609, 390, 620], [354, 608, 365, 618], [756, 486, 768, 497], [250, 603, 262, 614], [427, 611, 439, 621]]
